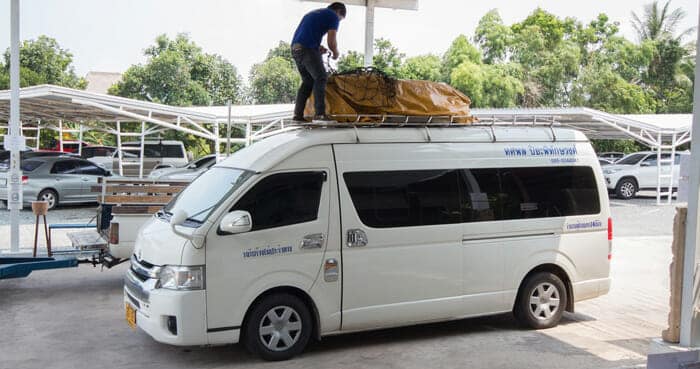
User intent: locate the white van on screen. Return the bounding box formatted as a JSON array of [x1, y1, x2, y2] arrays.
[[124, 126, 612, 361]]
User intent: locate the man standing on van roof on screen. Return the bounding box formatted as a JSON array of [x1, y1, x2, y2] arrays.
[[291, 2, 346, 123]]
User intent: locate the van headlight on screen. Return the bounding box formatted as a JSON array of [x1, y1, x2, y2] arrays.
[[158, 265, 205, 290]]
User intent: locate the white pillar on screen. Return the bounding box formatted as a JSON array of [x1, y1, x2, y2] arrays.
[[226, 100, 232, 157], [116, 121, 123, 176], [679, 6, 700, 347], [8, 0, 21, 253], [363, 0, 375, 67], [138, 121, 145, 179], [78, 123, 83, 157], [58, 119, 63, 152], [213, 121, 220, 161]]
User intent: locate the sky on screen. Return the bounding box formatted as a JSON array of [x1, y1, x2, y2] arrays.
[[0, 0, 697, 79]]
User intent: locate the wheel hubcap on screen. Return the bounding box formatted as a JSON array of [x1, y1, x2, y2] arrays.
[[529, 282, 560, 321], [258, 306, 302, 352], [41, 193, 55, 208], [620, 182, 634, 198]]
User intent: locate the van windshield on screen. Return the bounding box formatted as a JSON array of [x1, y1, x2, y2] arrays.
[[163, 167, 253, 225]]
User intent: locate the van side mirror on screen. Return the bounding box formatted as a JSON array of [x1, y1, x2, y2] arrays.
[[640, 162, 650, 167], [220, 210, 252, 234]]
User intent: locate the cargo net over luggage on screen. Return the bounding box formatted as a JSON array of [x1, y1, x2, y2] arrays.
[[304, 68, 477, 124]]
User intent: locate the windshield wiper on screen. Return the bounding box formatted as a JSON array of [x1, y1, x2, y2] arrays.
[[185, 204, 217, 223]]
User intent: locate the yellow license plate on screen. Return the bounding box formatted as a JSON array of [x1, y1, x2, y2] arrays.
[[125, 303, 136, 329]]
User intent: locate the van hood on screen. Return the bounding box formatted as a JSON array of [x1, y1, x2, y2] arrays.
[[132, 216, 190, 266]]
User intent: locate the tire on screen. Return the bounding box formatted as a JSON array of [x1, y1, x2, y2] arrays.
[[37, 189, 59, 210], [243, 293, 312, 361], [513, 272, 568, 329], [615, 178, 637, 200]]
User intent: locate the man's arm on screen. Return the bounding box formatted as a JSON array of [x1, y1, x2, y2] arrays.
[[327, 30, 339, 60]]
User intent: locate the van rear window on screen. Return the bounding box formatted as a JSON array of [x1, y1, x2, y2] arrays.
[[344, 166, 600, 228]]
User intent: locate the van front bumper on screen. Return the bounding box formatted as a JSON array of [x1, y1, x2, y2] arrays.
[[124, 269, 208, 346]]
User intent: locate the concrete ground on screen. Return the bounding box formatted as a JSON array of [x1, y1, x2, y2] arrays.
[[0, 194, 678, 369]]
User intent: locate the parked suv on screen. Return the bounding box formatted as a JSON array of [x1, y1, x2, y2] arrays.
[[89, 141, 188, 177], [603, 151, 688, 199]]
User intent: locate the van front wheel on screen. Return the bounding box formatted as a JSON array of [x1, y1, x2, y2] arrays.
[[243, 293, 312, 361], [514, 272, 567, 329]]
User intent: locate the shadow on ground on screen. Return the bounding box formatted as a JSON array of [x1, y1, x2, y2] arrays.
[[0, 264, 646, 369]]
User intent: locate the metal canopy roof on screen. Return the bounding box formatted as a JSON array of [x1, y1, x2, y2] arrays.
[[0, 85, 692, 149], [0, 85, 295, 142], [471, 107, 692, 148]]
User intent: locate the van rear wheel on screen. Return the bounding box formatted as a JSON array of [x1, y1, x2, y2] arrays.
[[514, 272, 567, 329], [243, 293, 312, 361]]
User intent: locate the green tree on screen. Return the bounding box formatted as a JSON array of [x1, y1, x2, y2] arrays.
[[450, 62, 524, 107], [248, 56, 301, 104], [631, 0, 694, 41], [474, 10, 513, 64], [109, 33, 243, 106], [372, 38, 405, 78], [337, 50, 364, 72], [0, 35, 86, 89], [247, 42, 301, 104], [449, 61, 484, 105], [109, 34, 244, 157], [572, 62, 657, 113], [511, 8, 575, 49], [441, 35, 482, 83], [399, 54, 441, 81]]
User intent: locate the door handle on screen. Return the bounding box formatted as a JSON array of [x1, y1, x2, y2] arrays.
[[300, 233, 325, 249], [346, 229, 368, 247], [81, 177, 90, 181]]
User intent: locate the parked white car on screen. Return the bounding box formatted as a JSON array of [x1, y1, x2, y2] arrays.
[[125, 126, 612, 361], [603, 151, 688, 199], [89, 140, 189, 177], [148, 154, 218, 181]]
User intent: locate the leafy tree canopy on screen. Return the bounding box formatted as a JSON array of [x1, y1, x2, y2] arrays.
[[109, 33, 243, 106], [0, 35, 86, 89]]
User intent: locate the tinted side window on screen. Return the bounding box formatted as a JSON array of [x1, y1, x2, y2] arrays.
[[78, 161, 105, 175], [162, 145, 184, 158], [464, 167, 600, 221], [343, 170, 462, 228], [344, 167, 600, 228], [51, 160, 79, 174], [232, 172, 325, 231]]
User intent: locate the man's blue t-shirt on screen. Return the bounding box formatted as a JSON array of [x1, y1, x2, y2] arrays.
[[292, 8, 340, 49]]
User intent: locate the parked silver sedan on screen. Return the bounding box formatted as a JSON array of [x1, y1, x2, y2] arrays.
[[0, 156, 115, 210]]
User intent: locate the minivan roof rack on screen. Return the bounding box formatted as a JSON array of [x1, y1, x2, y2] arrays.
[[281, 114, 562, 143]]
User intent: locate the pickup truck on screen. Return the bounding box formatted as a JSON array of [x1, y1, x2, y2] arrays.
[[93, 178, 187, 259]]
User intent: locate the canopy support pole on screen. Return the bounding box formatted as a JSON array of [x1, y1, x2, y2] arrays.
[[679, 5, 700, 347], [363, 0, 375, 67], [8, 0, 21, 253], [226, 100, 232, 157]]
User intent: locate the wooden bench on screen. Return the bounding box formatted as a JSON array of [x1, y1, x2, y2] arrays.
[[93, 178, 189, 214]]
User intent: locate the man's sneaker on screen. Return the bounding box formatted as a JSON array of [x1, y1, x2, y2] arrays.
[[312, 115, 336, 124], [291, 116, 308, 123]]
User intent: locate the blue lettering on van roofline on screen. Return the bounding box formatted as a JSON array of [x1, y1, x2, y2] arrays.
[[243, 245, 293, 258], [504, 145, 577, 157]]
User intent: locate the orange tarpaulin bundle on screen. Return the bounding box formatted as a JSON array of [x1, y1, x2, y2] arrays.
[[305, 68, 477, 123]]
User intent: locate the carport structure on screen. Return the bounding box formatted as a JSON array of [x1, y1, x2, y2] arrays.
[[471, 107, 693, 205], [0, 85, 294, 177]]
